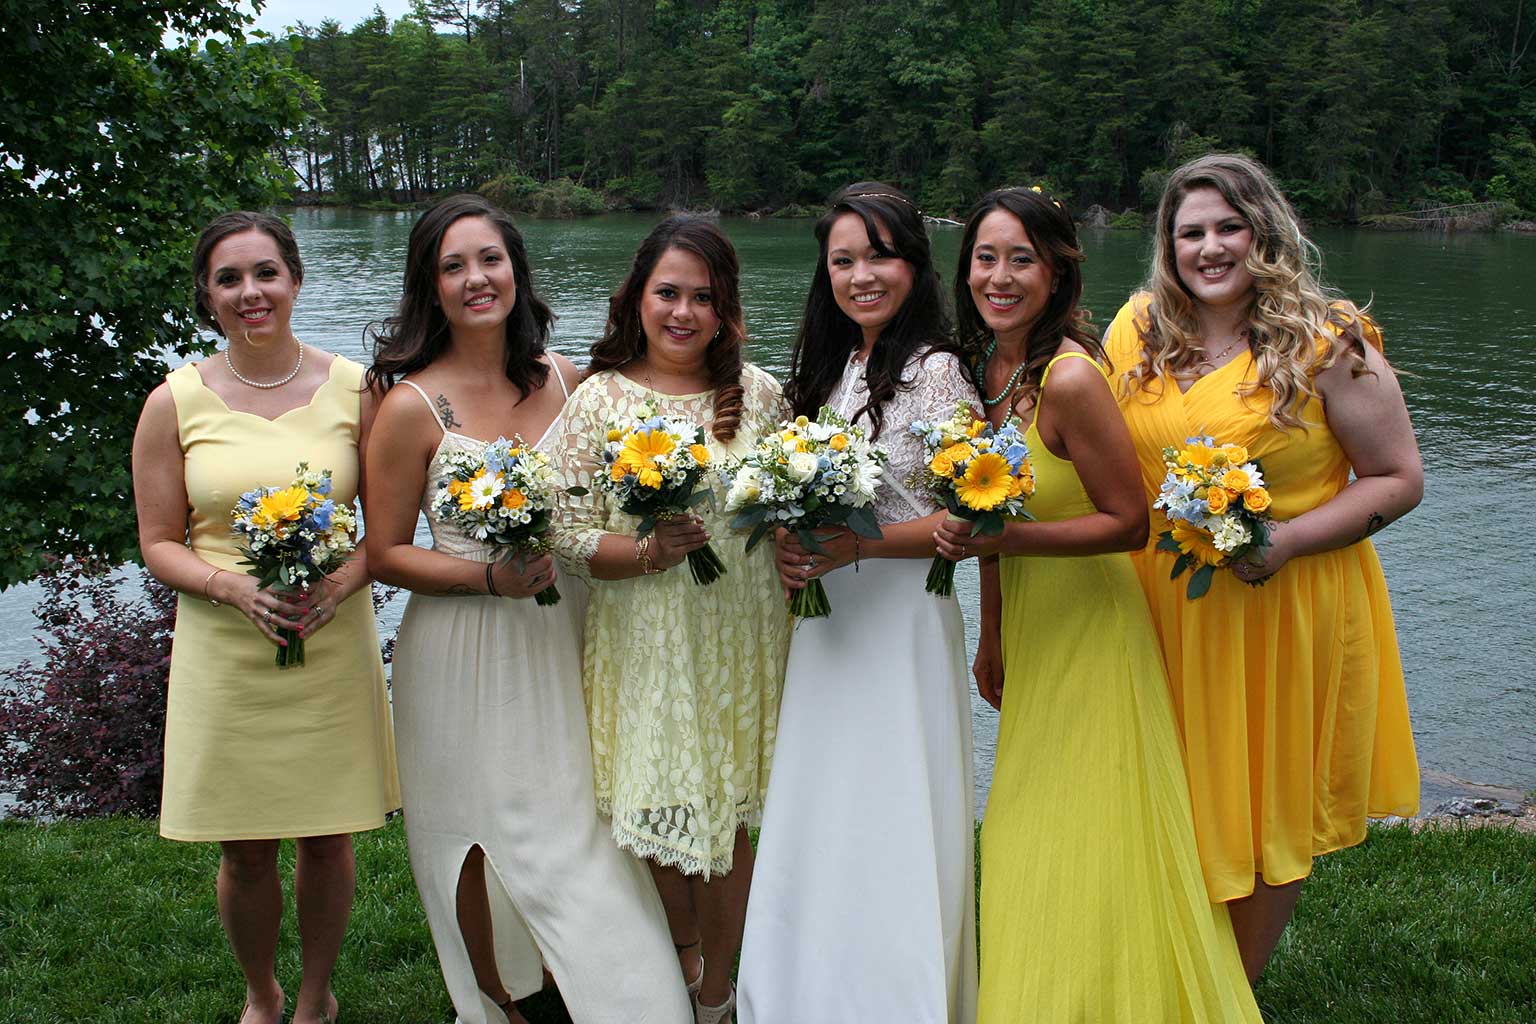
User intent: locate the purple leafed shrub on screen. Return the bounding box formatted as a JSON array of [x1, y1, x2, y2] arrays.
[[0, 559, 174, 818], [0, 559, 399, 819]]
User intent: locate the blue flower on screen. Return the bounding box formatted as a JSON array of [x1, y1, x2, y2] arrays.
[[311, 500, 335, 530]]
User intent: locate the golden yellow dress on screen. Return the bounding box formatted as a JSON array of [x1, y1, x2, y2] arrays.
[[1105, 296, 1419, 902], [979, 352, 1258, 1022], [159, 356, 400, 842]]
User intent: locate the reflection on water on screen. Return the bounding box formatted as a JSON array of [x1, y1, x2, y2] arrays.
[[4, 210, 1533, 816]]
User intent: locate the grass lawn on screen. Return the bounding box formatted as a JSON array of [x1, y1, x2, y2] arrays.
[[2, 817, 1532, 1023]]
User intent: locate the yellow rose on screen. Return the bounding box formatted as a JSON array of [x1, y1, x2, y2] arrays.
[[829, 434, 849, 451], [1220, 468, 1251, 493], [689, 444, 711, 465], [929, 451, 956, 478], [1243, 487, 1272, 513], [1223, 445, 1248, 465], [501, 488, 526, 510], [608, 463, 628, 482], [795, 439, 810, 453], [1205, 487, 1230, 514], [942, 442, 977, 465]]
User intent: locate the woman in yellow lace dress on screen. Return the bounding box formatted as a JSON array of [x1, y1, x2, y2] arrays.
[[551, 216, 789, 1024], [1104, 154, 1423, 981], [935, 186, 1259, 1022]]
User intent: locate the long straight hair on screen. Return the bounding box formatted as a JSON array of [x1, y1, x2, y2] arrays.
[[953, 186, 1099, 409], [588, 215, 746, 442], [365, 194, 553, 398], [783, 182, 956, 439], [1131, 153, 1373, 429]]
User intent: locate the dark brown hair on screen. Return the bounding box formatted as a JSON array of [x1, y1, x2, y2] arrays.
[[365, 194, 553, 399], [192, 211, 303, 337], [783, 182, 956, 439], [588, 215, 746, 442], [953, 186, 1099, 409]]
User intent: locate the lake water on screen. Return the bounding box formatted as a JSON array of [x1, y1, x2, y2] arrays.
[[3, 209, 1533, 814]]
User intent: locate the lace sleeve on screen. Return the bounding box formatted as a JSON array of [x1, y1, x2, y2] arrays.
[[743, 363, 789, 438], [913, 350, 981, 422], [547, 374, 617, 586]]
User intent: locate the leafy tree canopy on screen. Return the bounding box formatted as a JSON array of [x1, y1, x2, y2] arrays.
[[0, 0, 312, 587]]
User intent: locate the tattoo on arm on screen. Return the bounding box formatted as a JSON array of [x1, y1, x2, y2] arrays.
[[1359, 513, 1385, 541], [436, 583, 479, 597], [435, 394, 461, 430]]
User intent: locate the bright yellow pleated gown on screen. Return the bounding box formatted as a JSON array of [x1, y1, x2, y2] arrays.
[[1105, 296, 1419, 902], [979, 353, 1259, 1023]]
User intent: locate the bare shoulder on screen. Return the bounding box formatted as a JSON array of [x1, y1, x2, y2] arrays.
[[546, 350, 581, 383], [1047, 341, 1111, 391]]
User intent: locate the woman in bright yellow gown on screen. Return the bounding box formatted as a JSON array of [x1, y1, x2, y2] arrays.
[[1104, 154, 1423, 981], [936, 186, 1259, 1022]]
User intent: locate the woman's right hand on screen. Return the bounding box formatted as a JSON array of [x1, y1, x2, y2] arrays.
[[213, 572, 309, 646], [973, 634, 1004, 710], [649, 515, 711, 570], [489, 553, 558, 599]]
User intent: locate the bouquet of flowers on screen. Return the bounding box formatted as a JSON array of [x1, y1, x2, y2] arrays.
[[722, 407, 887, 618], [593, 406, 726, 585], [1153, 434, 1273, 599], [430, 436, 563, 606], [909, 402, 1035, 597], [230, 462, 357, 669]]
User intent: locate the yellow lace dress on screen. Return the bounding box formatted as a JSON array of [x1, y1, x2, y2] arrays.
[[551, 364, 791, 877], [1105, 296, 1419, 902], [978, 352, 1259, 1022]]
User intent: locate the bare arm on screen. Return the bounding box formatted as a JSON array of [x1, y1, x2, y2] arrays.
[[363, 385, 553, 599], [934, 355, 1149, 561], [974, 555, 1004, 709], [1239, 341, 1422, 579], [131, 383, 307, 644]]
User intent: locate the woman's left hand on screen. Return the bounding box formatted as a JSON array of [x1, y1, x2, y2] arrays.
[[1232, 519, 1292, 583], [933, 516, 1004, 562], [777, 527, 858, 587], [293, 578, 345, 639]]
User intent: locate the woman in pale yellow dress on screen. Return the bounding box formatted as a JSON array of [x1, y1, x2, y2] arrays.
[[132, 212, 399, 1024], [1105, 153, 1422, 981], [934, 186, 1259, 1021]]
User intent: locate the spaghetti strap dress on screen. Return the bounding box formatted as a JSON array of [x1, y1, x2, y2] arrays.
[[159, 355, 399, 842], [977, 352, 1260, 1023], [738, 348, 979, 1024], [388, 366, 692, 1024], [1105, 295, 1419, 902]]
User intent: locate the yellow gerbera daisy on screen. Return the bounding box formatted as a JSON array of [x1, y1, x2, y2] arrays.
[[623, 428, 675, 466], [252, 485, 309, 528], [637, 466, 663, 489], [1172, 521, 1224, 566], [955, 452, 1012, 511]]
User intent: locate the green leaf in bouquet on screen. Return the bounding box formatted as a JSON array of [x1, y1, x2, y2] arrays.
[[845, 506, 883, 540], [1155, 530, 1183, 555], [1186, 563, 1215, 599], [1170, 553, 1193, 579], [730, 507, 768, 531], [636, 515, 659, 539], [744, 520, 776, 553], [797, 527, 832, 556], [972, 513, 1005, 537], [566, 486, 590, 497]]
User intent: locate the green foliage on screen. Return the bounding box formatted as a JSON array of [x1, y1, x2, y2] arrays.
[[0, 1, 312, 587], [1489, 127, 1536, 212], [2, 819, 1533, 1022], [1108, 210, 1147, 230]]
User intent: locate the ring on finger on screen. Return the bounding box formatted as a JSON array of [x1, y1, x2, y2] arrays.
[[263, 610, 274, 625]]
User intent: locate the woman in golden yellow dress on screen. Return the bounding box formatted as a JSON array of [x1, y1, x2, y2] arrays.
[[936, 186, 1259, 1022], [1104, 154, 1423, 981]]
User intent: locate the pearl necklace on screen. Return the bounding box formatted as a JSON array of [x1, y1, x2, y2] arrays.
[[225, 343, 303, 389], [978, 338, 1028, 407]]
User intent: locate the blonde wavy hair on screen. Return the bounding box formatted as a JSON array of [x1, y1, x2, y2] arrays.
[[1127, 153, 1373, 430]]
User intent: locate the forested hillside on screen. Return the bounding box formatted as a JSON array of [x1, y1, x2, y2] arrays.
[[284, 0, 1535, 218]]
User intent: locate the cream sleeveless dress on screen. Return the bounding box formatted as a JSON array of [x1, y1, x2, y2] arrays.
[[159, 355, 399, 841], [389, 369, 691, 1024]]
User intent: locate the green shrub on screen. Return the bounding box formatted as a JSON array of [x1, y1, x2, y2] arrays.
[[1108, 210, 1146, 230]]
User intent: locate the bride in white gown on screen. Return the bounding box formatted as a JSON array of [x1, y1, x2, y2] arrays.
[[737, 183, 979, 1024]]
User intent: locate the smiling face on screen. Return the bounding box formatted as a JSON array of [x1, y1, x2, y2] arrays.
[[1172, 186, 1256, 312], [435, 215, 518, 333], [638, 246, 722, 373], [966, 209, 1055, 348], [204, 229, 300, 342], [826, 212, 914, 346]]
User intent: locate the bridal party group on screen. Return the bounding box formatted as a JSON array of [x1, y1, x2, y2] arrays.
[[131, 152, 1423, 1024]]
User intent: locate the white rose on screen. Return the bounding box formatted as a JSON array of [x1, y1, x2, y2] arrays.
[[724, 467, 763, 511], [787, 450, 819, 484]]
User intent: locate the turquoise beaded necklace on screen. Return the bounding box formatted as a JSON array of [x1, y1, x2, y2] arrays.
[[979, 337, 1028, 407]]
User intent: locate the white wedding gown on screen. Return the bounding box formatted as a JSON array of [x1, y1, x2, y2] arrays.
[[738, 349, 979, 1023]]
